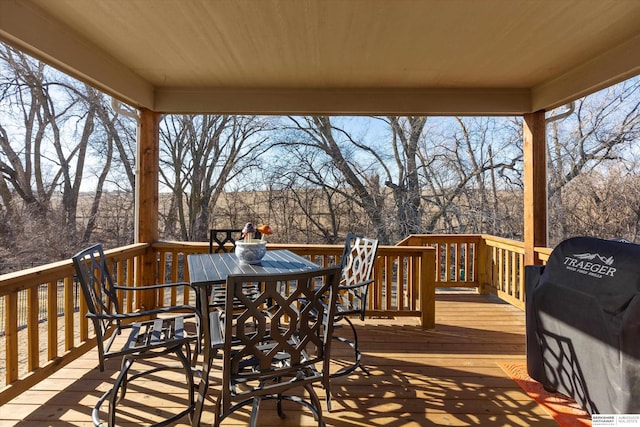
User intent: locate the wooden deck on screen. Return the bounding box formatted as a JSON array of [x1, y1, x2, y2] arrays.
[[0, 292, 561, 427]]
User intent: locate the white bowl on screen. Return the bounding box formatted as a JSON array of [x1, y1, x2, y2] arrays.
[[235, 240, 267, 264]]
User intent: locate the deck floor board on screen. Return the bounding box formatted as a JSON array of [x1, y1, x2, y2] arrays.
[[0, 292, 561, 426]]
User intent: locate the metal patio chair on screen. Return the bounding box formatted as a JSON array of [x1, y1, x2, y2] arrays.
[[209, 228, 262, 253], [332, 233, 379, 378], [210, 266, 341, 427], [72, 243, 199, 427]]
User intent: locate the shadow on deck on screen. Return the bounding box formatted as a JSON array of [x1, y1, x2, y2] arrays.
[[1, 292, 560, 426]]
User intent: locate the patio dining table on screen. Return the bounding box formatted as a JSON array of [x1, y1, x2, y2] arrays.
[[186, 249, 322, 426]]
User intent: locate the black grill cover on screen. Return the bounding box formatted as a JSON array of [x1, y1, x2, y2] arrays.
[[525, 236, 640, 415]]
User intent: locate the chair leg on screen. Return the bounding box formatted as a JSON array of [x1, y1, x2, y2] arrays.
[[331, 317, 369, 378], [116, 357, 134, 403], [276, 393, 285, 419], [197, 346, 220, 427], [89, 358, 132, 426], [326, 317, 369, 412], [176, 345, 196, 414], [92, 388, 111, 427], [250, 396, 262, 427], [98, 346, 196, 427], [191, 341, 198, 366], [108, 358, 134, 427], [213, 393, 223, 427], [348, 317, 370, 376], [304, 383, 324, 426]]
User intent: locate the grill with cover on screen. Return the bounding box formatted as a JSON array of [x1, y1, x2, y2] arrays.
[[525, 236, 640, 415]]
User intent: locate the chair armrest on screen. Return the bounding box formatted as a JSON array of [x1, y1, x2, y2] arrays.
[[113, 282, 190, 291], [338, 278, 374, 291], [88, 304, 199, 321]]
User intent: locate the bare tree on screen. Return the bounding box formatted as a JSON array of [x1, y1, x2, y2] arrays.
[[279, 116, 391, 244], [553, 165, 640, 242], [261, 143, 358, 243], [0, 45, 135, 268], [547, 78, 640, 243], [0, 47, 62, 221], [272, 116, 523, 244], [416, 117, 522, 236], [384, 116, 426, 240], [159, 114, 269, 241], [80, 97, 136, 244]]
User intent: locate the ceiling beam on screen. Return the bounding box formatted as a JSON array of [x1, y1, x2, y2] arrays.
[[0, 0, 154, 109], [154, 87, 532, 116], [532, 32, 640, 112]]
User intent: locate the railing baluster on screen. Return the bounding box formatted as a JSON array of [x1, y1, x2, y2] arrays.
[[158, 249, 168, 306], [371, 254, 381, 310], [5, 293, 18, 384], [170, 250, 179, 306], [125, 258, 134, 312], [64, 276, 74, 351], [47, 281, 57, 361], [79, 276, 89, 342], [27, 287, 39, 371]]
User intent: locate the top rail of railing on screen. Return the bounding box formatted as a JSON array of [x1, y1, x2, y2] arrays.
[[0, 243, 149, 298]]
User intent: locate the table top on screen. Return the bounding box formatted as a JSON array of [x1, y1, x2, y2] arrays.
[[187, 249, 321, 286]]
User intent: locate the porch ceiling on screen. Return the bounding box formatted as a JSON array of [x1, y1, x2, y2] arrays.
[[1, 0, 639, 115]]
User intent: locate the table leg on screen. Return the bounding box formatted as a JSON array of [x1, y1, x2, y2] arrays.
[[192, 287, 212, 427]]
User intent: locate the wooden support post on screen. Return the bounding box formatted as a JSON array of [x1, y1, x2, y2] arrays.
[[523, 111, 547, 266], [477, 237, 490, 294], [420, 248, 436, 329], [137, 108, 160, 310]]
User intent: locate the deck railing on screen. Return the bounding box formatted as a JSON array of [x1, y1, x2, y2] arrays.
[[0, 235, 545, 405], [0, 243, 148, 405], [397, 234, 553, 309], [398, 234, 484, 288], [151, 242, 437, 326], [482, 235, 527, 308]]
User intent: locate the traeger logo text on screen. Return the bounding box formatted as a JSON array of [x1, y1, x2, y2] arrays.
[[563, 253, 616, 278]]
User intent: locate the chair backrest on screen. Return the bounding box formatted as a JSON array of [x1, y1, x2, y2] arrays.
[[72, 243, 120, 369], [338, 233, 379, 316], [220, 266, 341, 413], [209, 228, 262, 253]]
